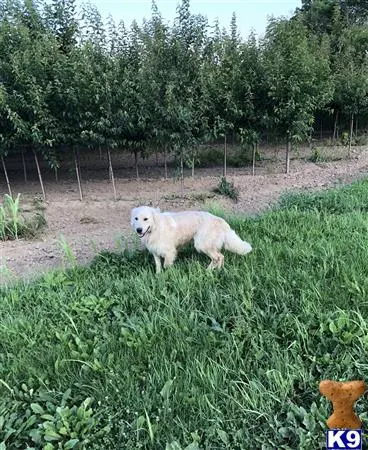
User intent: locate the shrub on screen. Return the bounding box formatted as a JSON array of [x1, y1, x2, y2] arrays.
[[0, 194, 46, 240], [213, 177, 239, 202]]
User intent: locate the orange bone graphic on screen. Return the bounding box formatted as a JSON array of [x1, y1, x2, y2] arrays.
[[319, 380, 366, 429]]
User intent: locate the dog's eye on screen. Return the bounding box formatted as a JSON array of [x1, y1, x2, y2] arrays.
[[135, 217, 138, 220], [144, 218, 148, 221]]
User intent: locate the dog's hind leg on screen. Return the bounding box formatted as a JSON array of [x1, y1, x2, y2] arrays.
[[205, 249, 224, 270], [153, 254, 162, 274], [195, 240, 224, 270]]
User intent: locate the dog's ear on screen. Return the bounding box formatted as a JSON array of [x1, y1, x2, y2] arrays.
[[130, 207, 137, 226], [152, 207, 160, 224]]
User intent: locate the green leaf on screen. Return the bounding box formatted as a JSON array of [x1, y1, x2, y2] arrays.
[[217, 429, 229, 444], [165, 442, 182, 450], [44, 430, 62, 442], [136, 415, 145, 429], [160, 379, 174, 400], [30, 403, 45, 415], [184, 444, 200, 450], [64, 439, 80, 449]]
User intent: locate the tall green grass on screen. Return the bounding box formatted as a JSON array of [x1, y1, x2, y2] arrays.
[[0, 194, 46, 241], [2, 180, 368, 449]]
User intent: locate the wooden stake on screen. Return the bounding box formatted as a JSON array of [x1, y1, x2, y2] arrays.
[[74, 148, 83, 201], [252, 142, 256, 176], [180, 152, 184, 191], [21, 149, 27, 183], [55, 167, 58, 183], [348, 113, 354, 157], [164, 147, 168, 180], [333, 109, 339, 141], [134, 150, 139, 180], [223, 134, 227, 178], [1, 155, 12, 197], [107, 147, 117, 201], [285, 138, 291, 174], [191, 150, 195, 178], [33, 150, 46, 201]]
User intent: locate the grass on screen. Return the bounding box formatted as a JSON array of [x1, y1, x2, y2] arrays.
[[2, 179, 368, 449], [0, 194, 46, 241]]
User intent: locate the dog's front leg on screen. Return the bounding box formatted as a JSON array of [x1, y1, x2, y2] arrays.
[[163, 251, 176, 269], [153, 254, 162, 274]]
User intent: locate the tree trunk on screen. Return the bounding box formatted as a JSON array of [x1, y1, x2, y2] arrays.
[[155, 148, 159, 166], [21, 150, 27, 183], [320, 119, 323, 140], [333, 109, 339, 141], [191, 150, 195, 178], [55, 167, 58, 183], [1, 155, 12, 197], [33, 150, 46, 201], [355, 116, 358, 139], [285, 138, 291, 174], [74, 148, 83, 201], [134, 150, 139, 180], [107, 147, 117, 201], [348, 113, 354, 157], [164, 147, 168, 180], [180, 152, 184, 191], [252, 142, 256, 176], [223, 134, 227, 178], [99, 144, 102, 160]]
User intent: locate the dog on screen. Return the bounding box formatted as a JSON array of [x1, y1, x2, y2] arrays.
[[131, 206, 252, 273]]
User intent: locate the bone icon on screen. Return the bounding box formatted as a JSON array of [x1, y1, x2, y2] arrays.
[[319, 380, 366, 429]]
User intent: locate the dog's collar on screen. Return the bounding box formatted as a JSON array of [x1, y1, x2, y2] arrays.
[[138, 226, 151, 239]]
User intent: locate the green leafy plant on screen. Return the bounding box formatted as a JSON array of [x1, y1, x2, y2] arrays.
[[213, 176, 239, 202], [0, 194, 46, 241]]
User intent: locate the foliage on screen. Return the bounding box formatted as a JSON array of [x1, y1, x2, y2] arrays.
[[0, 194, 46, 240], [0, 0, 367, 174], [262, 17, 333, 146], [0, 385, 110, 449], [3, 181, 368, 447], [213, 176, 239, 202]]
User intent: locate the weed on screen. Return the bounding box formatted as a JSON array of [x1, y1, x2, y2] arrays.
[[57, 235, 77, 268], [0, 194, 47, 240], [213, 176, 239, 202], [80, 216, 99, 224]]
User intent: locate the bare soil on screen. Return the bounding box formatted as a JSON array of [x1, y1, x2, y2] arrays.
[[1, 144, 368, 284]]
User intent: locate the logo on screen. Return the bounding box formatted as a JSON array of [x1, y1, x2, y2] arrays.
[[326, 430, 362, 450], [319, 380, 366, 450]]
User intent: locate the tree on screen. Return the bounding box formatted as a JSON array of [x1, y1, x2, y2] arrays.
[[43, 0, 78, 54], [333, 26, 368, 153], [263, 18, 333, 173]]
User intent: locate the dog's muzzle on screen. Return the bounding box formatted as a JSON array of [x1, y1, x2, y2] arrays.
[[137, 226, 150, 238]]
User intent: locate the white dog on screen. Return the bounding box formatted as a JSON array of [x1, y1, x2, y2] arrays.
[[131, 206, 252, 273]]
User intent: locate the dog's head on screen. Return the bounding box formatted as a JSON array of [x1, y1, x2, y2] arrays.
[[130, 206, 160, 238]]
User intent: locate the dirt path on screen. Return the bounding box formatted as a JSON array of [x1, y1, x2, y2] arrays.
[[1, 146, 368, 284]]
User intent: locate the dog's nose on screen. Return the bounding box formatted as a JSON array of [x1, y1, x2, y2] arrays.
[[136, 228, 143, 233]]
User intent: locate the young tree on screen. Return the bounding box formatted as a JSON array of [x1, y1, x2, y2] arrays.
[[333, 27, 368, 154], [263, 18, 332, 173]]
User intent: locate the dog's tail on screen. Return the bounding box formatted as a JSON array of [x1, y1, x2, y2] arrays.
[[224, 229, 252, 255]]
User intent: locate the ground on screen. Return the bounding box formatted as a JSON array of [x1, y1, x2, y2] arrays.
[[1, 144, 368, 283]]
